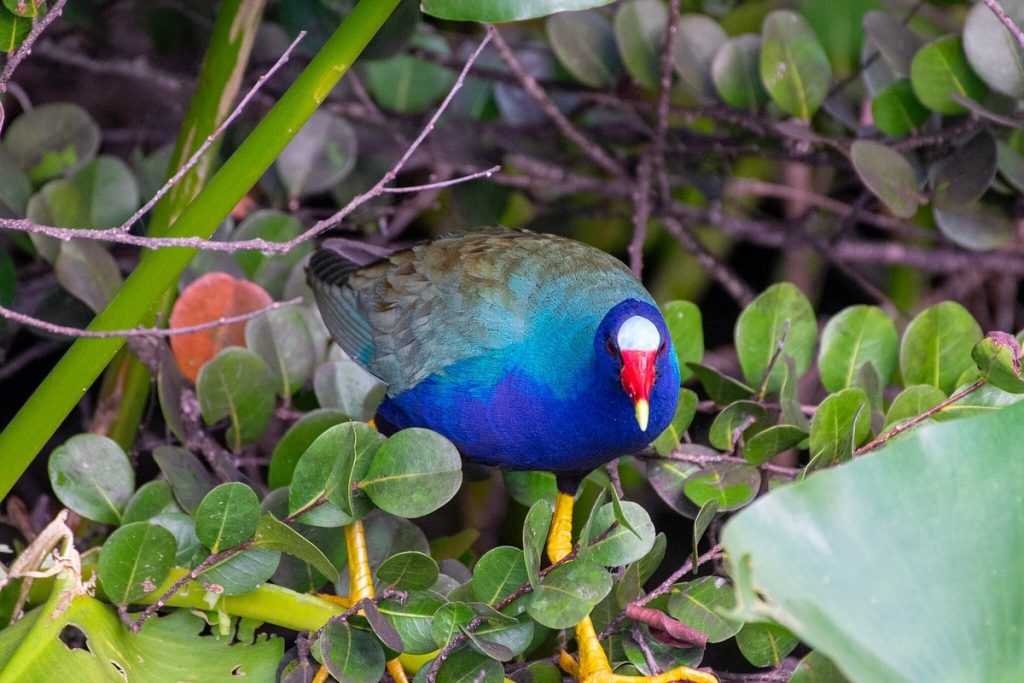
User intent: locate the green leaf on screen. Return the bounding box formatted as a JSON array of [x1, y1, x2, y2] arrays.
[[421, 0, 615, 22], [252, 512, 337, 579], [0, 146, 31, 215], [790, 651, 850, 682], [683, 462, 761, 511], [152, 446, 216, 515], [759, 10, 831, 120], [472, 546, 530, 608], [376, 551, 439, 590], [972, 334, 1024, 394], [318, 620, 385, 683], [4, 103, 100, 182], [686, 363, 755, 404], [379, 590, 446, 654], [722, 399, 1024, 682], [314, 359, 387, 421], [646, 454, 702, 517], [232, 210, 311, 296], [2, 0, 38, 17], [523, 499, 552, 587], [361, 428, 463, 519], [712, 34, 770, 108], [99, 522, 177, 604], [933, 202, 1016, 252], [736, 622, 799, 667], [431, 601, 476, 647], [547, 10, 621, 88], [614, 0, 667, 89], [799, 0, 877, 77], [464, 609, 533, 662], [672, 14, 728, 102], [419, 647, 503, 682], [931, 131, 997, 209], [910, 35, 988, 115], [585, 501, 655, 567], [653, 388, 698, 455], [663, 300, 704, 382], [666, 576, 742, 642], [268, 408, 351, 489], [48, 433, 134, 525], [527, 559, 613, 629], [616, 532, 667, 606], [742, 425, 808, 465], [196, 547, 280, 596], [0, 9, 29, 52], [72, 156, 141, 227], [289, 421, 384, 526], [364, 33, 455, 113], [818, 305, 899, 392], [735, 282, 816, 394], [503, 470, 557, 508], [808, 387, 870, 468], [245, 307, 316, 397], [194, 483, 261, 553], [964, 0, 1024, 98], [883, 384, 947, 430], [850, 140, 922, 218], [196, 347, 275, 451], [709, 400, 768, 451], [900, 301, 982, 394], [276, 110, 358, 200], [863, 10, 919, 76], [55, 241, 123, 312], [693, 499, 719, 571], [122, 481, 181, 524], [871, 79, 929, 137]]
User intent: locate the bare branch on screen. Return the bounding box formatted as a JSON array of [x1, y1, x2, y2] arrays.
[[379, 165, 500, 195], [980, 0, 1024, 49], [0, 0, 69, 95], [661, 214, 756, 306], [629, 156, 652, 278]]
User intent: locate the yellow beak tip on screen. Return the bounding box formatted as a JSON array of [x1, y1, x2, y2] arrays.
[[634, 399, 650, 432]]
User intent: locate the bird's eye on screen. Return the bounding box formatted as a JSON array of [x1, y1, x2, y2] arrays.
[[605, 337, 617, 356]]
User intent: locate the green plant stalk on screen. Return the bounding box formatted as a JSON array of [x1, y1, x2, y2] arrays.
[[101, 0, 267, 450], [0, 0, 401, 500]]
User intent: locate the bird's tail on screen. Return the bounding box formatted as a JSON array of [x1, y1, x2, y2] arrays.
[[306, 245, 378, 365]]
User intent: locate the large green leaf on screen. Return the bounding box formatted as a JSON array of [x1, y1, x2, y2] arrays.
[[910, 35, 988, 115], [672, 15, 728, 102], [663, 300, 704, 382], [614, 0, 667, 89], [360, 428, 463, 518], [98, 522, 177, 604], [759, 10, 831, 120], [723, 399, 1024, 682], [712, 34, 770, 108], [818, 305, 898, 392], [421, 0, 615, 22], [547, 10, 621, 88], [196, 347, 276, 451], [735, 283, 816, 394], [850, 140, 922, 219], [899, 301, 982, 394], [48, 434, 134, 525]]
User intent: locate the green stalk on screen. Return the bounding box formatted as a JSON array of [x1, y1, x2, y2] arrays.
[[0, 0, 401, 499], [101, 0, 267, 449]]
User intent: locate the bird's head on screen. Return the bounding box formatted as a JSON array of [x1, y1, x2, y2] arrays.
[[594, 300, 679, 434]]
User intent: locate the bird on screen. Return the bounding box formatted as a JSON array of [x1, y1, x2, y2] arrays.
[[308, 228, 715, 683]]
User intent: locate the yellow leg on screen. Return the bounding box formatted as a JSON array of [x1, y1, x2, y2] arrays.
[[315, 520, 410, 683], [548, 492, 718, 683]]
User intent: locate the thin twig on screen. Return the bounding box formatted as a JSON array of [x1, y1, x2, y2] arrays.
[[0, 0, 69, 94], [980, 0, 1024, 49], [660, 214, 756, 306], [629, 156, 652, 278], [379, 165, 499, 194], [490, 27, 623, 177], [0, 297, 301, 339], [854, 379, 986, 455]]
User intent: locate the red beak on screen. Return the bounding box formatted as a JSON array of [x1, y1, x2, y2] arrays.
[[621, 349, 657, 431]]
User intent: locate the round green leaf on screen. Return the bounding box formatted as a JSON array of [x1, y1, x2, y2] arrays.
[[55, 241, 123, 312], [318, 621, 385, 683], [418, 647, 503, 682], [850, 140, 922, 218], [736, 622, 799, 667], [376, 551, 439, 591], [931, 132, 998, 208], [900, 301, 983, 394], [819, 305, 899, 392], [527, 559, 613, 629], [663, 300, 704, 382], [431, 601, 476, 648], [809, 387, 871, 468], [72, 156, 141, 228], [863, 10, 920, 76], [4, 103, 100, 183], [472, 546, 530, 608], [314, 359, 387, 422], [361, 428, 463, 519], [99, 522, 177, 604], [152, 445, 216, 515], [150, 512, 202, 566], [735, 282, 816, 394], [547, 10, 621, 88], [380, 590, 446, 654], [910, 35, 988, 114], [585, 501, 655, 567], [653, 388, 699, 455], [933, 202, 1016, 252], [712, 34, 769, 108], [421, 0, 616, 22], [364, 33, 455, 113], [789, 651, 849, 683], [194, 482, 261, 553], [964, 0, 1024, 98], [196, 547, 280, 596], [871, 79, 929, 138], [759, 10, 831, 120], [523, 499, 552, 587], [196, 347, 276, 451], [0, 9, 30, 51], [0, 146, 31, 215], [646, 451, 703, 517], [708, 400, 768, 451], [800, 0, 876, 77], [275, 110, 357, 200], [232, 210, 312, 297], [742, 424, 808, 465], [883, 384, 947, 430], [122, 481, 181, 524], [48, 433, 134, 525], [672, 14, 728, 102], [666, 576, 742, 642], [683, 462, 761, 511], [245, 307, 316, 397], [2, 0, 39, 18], [972, 334, 1024, 394], [997, 137, 1024, 194], [613, 0, 667, 89], [268, 409, 351, 489], [503, 470, 557, 508]]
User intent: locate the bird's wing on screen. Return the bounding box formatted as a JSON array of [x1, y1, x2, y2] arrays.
[[309, 229, 643, 393]]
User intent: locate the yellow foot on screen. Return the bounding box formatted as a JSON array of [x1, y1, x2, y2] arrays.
[[547, 492, 717, 683]]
